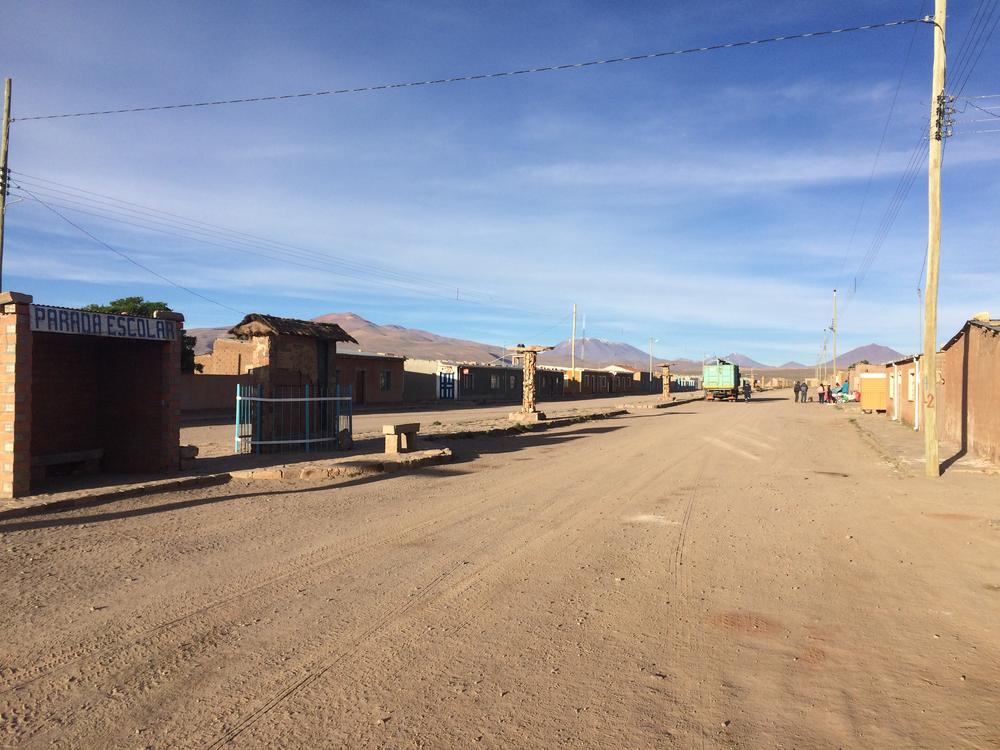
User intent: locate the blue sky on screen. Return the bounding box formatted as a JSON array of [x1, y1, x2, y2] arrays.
[[3, 1, 998, 365]]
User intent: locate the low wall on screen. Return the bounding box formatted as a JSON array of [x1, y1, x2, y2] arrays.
[[181, 373, 254, 413]]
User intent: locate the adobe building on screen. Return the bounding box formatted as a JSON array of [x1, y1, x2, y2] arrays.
[[403, 359, 563, 404], [201, 313, 358, 389], [0, 292, 185, 499], [334, 351, 405, 406]]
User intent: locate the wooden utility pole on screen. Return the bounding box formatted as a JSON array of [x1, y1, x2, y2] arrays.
[[923, 0, 947, 478], [832, 288, 838, 380], [0, 79, 12, 291]]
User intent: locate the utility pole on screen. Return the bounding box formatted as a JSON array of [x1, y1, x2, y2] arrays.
[[571, 304, 577, 374], [0, 78, 12, 291], [648, 337, 657, 393], [832, 288, 838, 381], [923, 0, 947, 478]]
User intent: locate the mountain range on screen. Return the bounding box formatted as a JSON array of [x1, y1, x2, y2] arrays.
[[187, 314, 903, 372]]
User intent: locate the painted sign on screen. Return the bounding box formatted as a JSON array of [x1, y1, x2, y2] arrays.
[[29, 304, 177, 342]]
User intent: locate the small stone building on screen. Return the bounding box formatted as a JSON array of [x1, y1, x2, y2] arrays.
[[1, 292, 185, 498], [200, 313, 358, 390]]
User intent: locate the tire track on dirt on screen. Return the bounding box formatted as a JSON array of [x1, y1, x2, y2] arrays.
[[195, 422, 716, 749], [11, 425, 639, 748]]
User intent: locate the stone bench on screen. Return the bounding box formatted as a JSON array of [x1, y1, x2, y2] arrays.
[[383, 423, 420, 454], [31, 448, 104, 480]]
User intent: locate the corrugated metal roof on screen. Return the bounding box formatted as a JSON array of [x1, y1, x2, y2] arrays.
[[228, 313, 359, 343], [941, 318, 1000, 351]]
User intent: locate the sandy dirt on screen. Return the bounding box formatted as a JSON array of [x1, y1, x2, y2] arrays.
[[181, 392, 684, 457], [2, 393, 999, 748]]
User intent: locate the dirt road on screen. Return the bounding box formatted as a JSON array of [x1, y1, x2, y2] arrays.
[[2, 395, 998, 747]]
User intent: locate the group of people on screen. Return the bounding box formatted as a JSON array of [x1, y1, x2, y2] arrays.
[[792, 380, 849, 403]]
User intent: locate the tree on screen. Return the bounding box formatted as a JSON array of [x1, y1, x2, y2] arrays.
[[83, 297, 202, 373]]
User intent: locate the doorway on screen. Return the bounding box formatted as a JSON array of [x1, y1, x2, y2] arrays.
[[354, 369, 366, 405]]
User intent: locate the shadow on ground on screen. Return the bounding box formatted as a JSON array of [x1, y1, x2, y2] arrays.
[[0, 423, 627, 532]]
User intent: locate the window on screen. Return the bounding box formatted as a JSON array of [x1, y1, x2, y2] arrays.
[[889, 373, 896, 399], [490, 374, 501, 390], [510, 375, 516, 390], [907, 369, 916, 401], [379, 369, 392, 392]]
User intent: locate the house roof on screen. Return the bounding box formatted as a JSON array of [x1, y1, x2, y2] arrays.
[[228, 313, 359, 344], [941, 318, 1000, 352], [338, 350, 406, 361]]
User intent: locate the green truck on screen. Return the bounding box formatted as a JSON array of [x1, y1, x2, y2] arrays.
[[703, 358, 742, 401]]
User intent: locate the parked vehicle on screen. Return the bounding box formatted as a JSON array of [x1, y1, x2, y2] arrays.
[[703, 358, 742, 401]]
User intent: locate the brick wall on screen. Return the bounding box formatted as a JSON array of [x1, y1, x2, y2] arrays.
[[31, 333, 101, 455], [336, 354, 404, 405], [197, 338, 268, 375], [181, 373, 255, 412], [0, 299, 33, 497]]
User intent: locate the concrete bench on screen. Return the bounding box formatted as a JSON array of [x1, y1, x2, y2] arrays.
[[383, 423, 419, 454], [31, 448, 104, 480]]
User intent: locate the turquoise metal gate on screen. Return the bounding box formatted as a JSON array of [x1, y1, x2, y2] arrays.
[[234, 384, 353, 454]]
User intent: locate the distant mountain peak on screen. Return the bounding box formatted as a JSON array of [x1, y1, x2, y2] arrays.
[[720, 352, 772, 369]]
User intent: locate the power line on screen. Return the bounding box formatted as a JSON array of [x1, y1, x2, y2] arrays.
[[8, 170, 492, 298], [16, 186, 246, 315], [964, 100, 1000, 118], [949, 0, 1000, 96], [6, 172, 525, 309], [6, 174, 572, 321], [837, 0, 995, 320], [835, 2, 925, 289], [947, 0, 993, 85], [838, 125, 929, 319], [12, 18, 929, 122]]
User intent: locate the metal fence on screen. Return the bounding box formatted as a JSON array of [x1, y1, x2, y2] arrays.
[[234, 384, 353, 454]]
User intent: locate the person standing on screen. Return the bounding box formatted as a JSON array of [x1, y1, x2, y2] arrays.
[[818, 383, 825, 403], [793, 380, 800, 402]]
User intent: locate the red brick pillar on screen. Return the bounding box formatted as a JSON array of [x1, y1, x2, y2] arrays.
[[0, 292, 34, 498], [155, 310, 184, 472]]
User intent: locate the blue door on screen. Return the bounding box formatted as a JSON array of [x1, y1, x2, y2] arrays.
[[439, 372, 455, 399]]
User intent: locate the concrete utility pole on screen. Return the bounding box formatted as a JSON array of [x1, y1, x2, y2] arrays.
[[832, 288, 838, 380], [647, 337, 657, 393], [922, 0, 947, 478], [0, 79, 12, 291], [571, 303, 577, 383]]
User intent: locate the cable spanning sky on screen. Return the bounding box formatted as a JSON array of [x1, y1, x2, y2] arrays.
[[2, 1, 998, 365]]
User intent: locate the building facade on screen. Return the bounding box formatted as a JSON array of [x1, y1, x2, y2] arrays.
[[336, 351, 406, 406], [883, 317, 1000, 466], [403, 359, 564, 404]]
